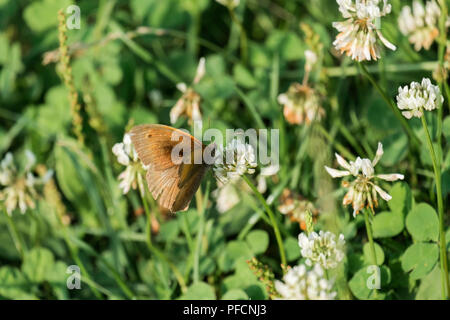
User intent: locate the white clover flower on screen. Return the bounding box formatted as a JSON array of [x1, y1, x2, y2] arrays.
[[396, 78, 443, 119], [274, 264, 336, 300], [216, 0, 240, 9], [212, 180, 241, 213], [278, 83, 324, 125], [398, 0, 441, 51], [0, 151, 51, 215], [112, 133, 148, 196], [298, 231, 345, 269], [213, 138, 257, 185], [170, 58, 205, 125], [325, 142, 404, 216], [332, 0, 396, 61]]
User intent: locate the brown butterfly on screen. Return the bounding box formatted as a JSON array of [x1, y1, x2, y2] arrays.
[[129, 124, 215, 213]]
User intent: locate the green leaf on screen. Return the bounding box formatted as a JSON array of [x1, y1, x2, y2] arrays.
[[284, 237, 301, 262], [380, 132, 408, 167], [372, 210, 404, 238], [363, 242, 385, 265], [233, 64, 257, 89], [443, 116, 450, 143], [265, 31, 304, 61], [406, 203, 439, 242], [22, 247, 55, 283], [222, 289, 249, 300], [416, 266, 443, 300], [23, 0, 71, 33], [387, 182, 412, 215], [219, 241, 253, 272], [348, 266, 390, 300], [0, 267, 36, 299], [179, 282, 216, 300], [245, 230, 269, 255], [401, 243, 439, 280]]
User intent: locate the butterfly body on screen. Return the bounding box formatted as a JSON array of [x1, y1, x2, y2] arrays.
[[129, 124, 214, 213]]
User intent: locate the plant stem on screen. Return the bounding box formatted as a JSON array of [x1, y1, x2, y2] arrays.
[[229, 8, 248, 64], [243, 175, 286, 267], [363, 209, 378, 299], [358, 63, 420, 148], [420, 112, 449, 300], [140, 191, 187, 293], [193, 181, 210, 283], [3, 209, 25, 259]]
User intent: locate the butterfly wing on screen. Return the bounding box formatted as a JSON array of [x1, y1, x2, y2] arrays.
[[129, 124, 210, 213]]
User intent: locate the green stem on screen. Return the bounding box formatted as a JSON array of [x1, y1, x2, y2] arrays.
[[229, 8, 248, 64], [363, 209, 378, 299], [358, 63, 420, 148], [243, 175, 286, 267], [315, 123, 355, 160], [3, 209, 25, 259], [193, 181, 210, 283], [420, 112, 449, 300], [140, 191, 187, 293]]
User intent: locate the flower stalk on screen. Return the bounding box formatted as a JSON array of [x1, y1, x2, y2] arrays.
[[243, 175, 287, 267], [140, 190, 187, 293], [363, 209, 378, 299], [358, 63, 420, 148], [420, 110, 449, 299]]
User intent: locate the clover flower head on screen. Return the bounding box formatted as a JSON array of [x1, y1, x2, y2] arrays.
[[298, 230, 345, 269], [325, 142, 404, 216], [398, 0, 441, 51], [278, 83, 324, 125], [213, 138, 257, 185], [0, 151, 51, 215], [332, 0, 396, 61], [278, 189, 318, 231], [170, 58, 205, 125], [274, 264, 336, 300], [396, 78, 443, 119], [112, 133, 148, 196]]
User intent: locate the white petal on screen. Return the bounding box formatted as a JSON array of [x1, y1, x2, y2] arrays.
[[193, 57, 206, 84], [371, 142, 383, 166], [376, 173, 404, 181], [373, 184, 392, 201], [176, 82, 187, 93], [324, 166, 351, 178], [376, 30, 396, 51], [335, 153, 352, 171]]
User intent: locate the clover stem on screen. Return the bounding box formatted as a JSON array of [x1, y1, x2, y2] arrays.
[[229, 7, 248, 64], [363, 209, 378, 299], [358, 63, 420, 148], [140, 191, 187, 293], [243, 175, 287, 267], [420, 112, 449, 300]]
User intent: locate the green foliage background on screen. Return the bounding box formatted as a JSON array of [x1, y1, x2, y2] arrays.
[[0, 0, 449, 300]]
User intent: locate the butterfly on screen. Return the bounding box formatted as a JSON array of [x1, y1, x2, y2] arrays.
[[129, 124, 215, 213]]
